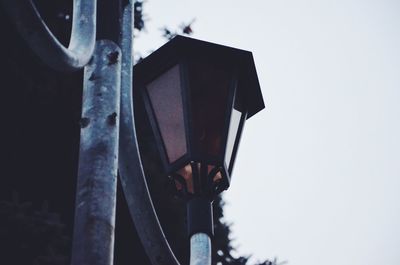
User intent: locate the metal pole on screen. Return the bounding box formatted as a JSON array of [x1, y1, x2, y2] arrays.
[[190, 233, 212, 265], [71, 40, 121, 265]]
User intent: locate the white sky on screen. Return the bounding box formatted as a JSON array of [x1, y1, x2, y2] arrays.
[[135, 1, 400, 264]]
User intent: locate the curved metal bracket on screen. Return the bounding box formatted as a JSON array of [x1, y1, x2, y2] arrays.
[[0, 0, 96, 72], [118, 6, 212, 264], [118, 3, 180, 265]]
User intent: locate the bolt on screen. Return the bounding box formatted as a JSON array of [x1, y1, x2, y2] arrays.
[[107, 51, 119, 65], [107, 112, 117, 126]]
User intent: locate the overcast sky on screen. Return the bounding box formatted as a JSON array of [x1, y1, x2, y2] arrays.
[[135, 1, 400, 264]]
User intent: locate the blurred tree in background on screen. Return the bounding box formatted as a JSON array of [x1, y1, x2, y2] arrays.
[[0, 1, 274, 264]]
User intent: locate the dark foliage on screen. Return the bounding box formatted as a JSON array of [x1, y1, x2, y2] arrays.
[[134, 1, 145, 31], [161, 19, 196, 40], [0, 193, 70, 265]]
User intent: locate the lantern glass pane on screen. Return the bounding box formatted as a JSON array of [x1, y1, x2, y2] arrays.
[[224, 108, 241, 167], [188, 60, 232, 156], [146, 65, 187, 163]]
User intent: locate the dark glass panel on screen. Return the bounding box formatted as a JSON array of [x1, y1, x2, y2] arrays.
[[146, 65, 187, 163], [188, 60, 232, 157]]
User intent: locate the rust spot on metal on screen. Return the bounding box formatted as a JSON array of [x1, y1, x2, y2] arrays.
[[107, 112, 117, 126], [107, 51, 119, 65], [87, 142, 109, 157], [80, 117, 90, 128], [83, 178, 96, 190]]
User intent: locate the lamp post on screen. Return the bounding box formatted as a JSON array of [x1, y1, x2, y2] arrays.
[[133, 36, 264, 264], [2, 0, 265, 263]]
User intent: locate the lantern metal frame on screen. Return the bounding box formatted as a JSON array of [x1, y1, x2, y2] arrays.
[[134, 36, 264, 198]]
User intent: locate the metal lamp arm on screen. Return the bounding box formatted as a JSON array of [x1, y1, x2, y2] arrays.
[[118, 3, 210, 265], [0, 0, 96, 72], [119, 43, 211, 264], [118, 3, 180, 265]]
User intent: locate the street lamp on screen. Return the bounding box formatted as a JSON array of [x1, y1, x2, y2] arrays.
[[134, 36, 264, 240], [4, 0, 265, 263]]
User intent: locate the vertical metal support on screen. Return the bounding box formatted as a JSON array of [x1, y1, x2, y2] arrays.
[[71, 40, 121, 265], [190, 233, 212, 265]]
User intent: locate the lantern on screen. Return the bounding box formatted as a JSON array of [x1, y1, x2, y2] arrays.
[[134, 36, 264, 237]]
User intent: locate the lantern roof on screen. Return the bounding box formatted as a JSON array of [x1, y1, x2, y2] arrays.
[[133, 35, 265, 119]]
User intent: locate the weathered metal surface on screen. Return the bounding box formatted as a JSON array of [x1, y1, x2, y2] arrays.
[[0, 0, 96, 71], [71, 40, 121, 265], [190, 233, 212, 265], [118, 2, 181, 265]]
